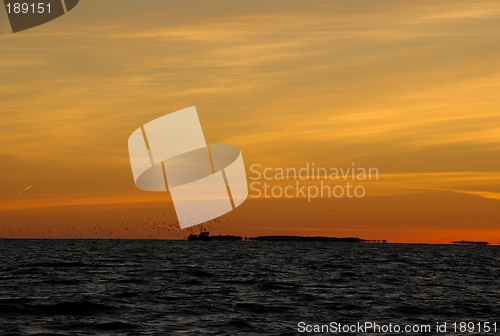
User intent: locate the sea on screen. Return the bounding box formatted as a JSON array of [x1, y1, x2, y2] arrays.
[[0, 240, 499, 335]]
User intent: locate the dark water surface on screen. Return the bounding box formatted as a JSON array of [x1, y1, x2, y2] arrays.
[[0, 240, 499, 335]]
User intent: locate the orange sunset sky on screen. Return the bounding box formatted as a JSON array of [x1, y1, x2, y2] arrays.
[[1, 0, 499, 243]]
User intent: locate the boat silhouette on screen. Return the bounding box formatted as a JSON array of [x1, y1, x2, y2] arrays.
[[187, 225, 212, 241]]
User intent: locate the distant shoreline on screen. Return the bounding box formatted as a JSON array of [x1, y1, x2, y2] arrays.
[[247, 235, 385, 243], [0, 238, 495, 245]]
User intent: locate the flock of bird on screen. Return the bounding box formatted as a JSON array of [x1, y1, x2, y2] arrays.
[[4, 185, 246, 239], [1, 212, 239, 239]]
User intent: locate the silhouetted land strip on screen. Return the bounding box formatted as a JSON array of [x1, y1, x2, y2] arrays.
[[186, 232, 387, 242], [249, 236, 386, 243], [452, 240, 489, 245], [211, 235, 243, 241]]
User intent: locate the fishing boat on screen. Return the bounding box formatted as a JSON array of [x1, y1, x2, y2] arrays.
[[187, 225, 213, 241]]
